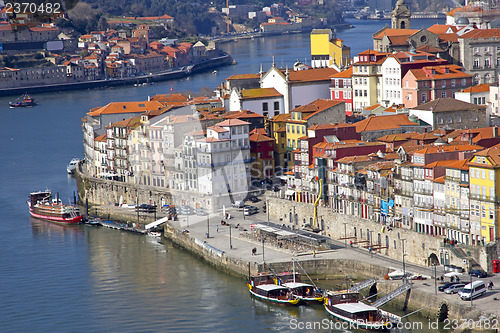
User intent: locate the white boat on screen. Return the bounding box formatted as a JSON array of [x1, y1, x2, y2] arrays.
[[66, 158, 80, 174], [324, 290, 400, 330]]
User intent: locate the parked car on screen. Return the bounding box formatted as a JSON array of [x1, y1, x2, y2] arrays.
[[272, 185, 280, 192], [249, 196, 260, 203], [458, 281, 486, 300], [438, 282, 461, 292], [244, 206, 258, 216], [196, 208, 207, 216], [231, 201, 244, 208], [444, 283, 465, 294], [468, 270, 487, 278]]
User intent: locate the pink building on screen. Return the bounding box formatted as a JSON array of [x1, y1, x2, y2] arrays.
[[330, 67, 353, 115], [402, 64, 473, 108]]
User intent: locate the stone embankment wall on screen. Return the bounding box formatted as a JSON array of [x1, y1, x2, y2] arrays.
[[267, 197, 491, 272], [164, 222, 259, 278]]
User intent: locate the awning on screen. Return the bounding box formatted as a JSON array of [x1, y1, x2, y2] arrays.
[[285, 190, 295, 196]]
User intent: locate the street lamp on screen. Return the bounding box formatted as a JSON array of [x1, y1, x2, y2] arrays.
[[262, 238, 265, 262], [207, 213, 210, 238], [229, 223, 232, 249], [343, 222, 348, 247], [401, 238, 407, 283]]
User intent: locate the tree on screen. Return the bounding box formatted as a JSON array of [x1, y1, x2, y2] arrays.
[[97, 16, 108, 31]]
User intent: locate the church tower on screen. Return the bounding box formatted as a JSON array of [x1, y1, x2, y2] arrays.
[[391, 0, 411, 29]]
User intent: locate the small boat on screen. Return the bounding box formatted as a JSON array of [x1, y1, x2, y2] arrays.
[[324, 290, 400, 330], [9, 93, 37, 108], [247, 272, 300, 305], [66, 158, 80, 174], [147, 231, 162, 237], [212, 70, 217, 75], [28, 190, 83, 224], [280, 259, 323, 303]]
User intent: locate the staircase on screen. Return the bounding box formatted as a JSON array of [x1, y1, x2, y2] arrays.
[[372, 282, 411, 308], [348, 278, 376, 292]]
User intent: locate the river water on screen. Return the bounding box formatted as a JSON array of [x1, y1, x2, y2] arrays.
[[0, 19, 445, 332]]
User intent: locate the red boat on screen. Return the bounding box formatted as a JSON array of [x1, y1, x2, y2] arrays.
[[28, 190, 83, 224], [10, 93, 37, 108]]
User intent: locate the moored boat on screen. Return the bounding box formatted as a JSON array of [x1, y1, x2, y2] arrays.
[[9, 93, 37, 108], [279, 260, 324, 303], [27, 190, 82, 224], [66, 158, 80, 174], [247, 272, 300, 305], [324, 290, 400, 331]]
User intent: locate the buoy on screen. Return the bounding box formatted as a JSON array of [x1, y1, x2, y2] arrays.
[[170, 85, 173, 91]]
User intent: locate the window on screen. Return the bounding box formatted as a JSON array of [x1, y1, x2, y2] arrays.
[[441, 92, 447, 98], [262, 102, 268, 111], [274, 101, 279, 110], [335, 91, 339, 99], [422, 93, 427, 103], [474, 58, 480, 68]]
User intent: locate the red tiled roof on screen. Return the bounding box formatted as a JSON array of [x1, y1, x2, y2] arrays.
[[250, 133, 273, 142], [355, 115, 418, 133], [460, 28, 500, 39]]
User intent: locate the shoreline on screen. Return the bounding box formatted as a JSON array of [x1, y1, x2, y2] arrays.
[[0, 53, 233, 97]]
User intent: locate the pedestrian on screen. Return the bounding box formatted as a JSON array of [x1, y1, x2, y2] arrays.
[[440, 275, 444, 283], [313, 250, 316, 258], [252, 247, 257, 256], [451, 276, 454, 283], [216, 225, 219, 233], [456, 276, 460, 283], [350, 240, 353, 247], [489, 281, 494, 290], [369, 247, 372, 257]]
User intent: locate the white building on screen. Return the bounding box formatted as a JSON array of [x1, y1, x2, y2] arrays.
[[260, 63, 338, 113], [228, 87, 284, 118], [196, 119, 251, 207]]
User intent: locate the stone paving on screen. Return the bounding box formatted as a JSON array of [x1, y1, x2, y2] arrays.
[[97, 200, 500, 318]]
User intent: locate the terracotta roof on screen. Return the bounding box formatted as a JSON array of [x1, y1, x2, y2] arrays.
[[355, 114, 418, 133], [216, 119, 251, 127], [227, 73, 260, 80], [445, 159, 470, 170], [373, 28, 419, 40], [240, 88, 282, 99], [308, 123, 355, 131], [470, 147, 500, 167], [336, 155, 373, 164], [433, 176, 445, 184], [250, 128, 268, 135], [414, 144, 483, 154], [427, 24, 458, 34], [377, 132, 418, 142], [412, 97, 485, 112], [407, 65, 470, 81], [95, 134, 107, 142], [275, 67, 338, 83], [290, 99, 343, 119], [330, 67, 352, 79], [459, 83, 490, 93], [460, 28, 500, 40], [209, 125, 229, 133], [250, 133, 273, 142], [223, 110, 265, 120], [416, 45, 445, 53], [271, 113, 291, 122], [109, 116, 141, 129], [88, 101, 163, 116]]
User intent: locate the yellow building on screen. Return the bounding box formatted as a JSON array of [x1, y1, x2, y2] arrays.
[[468, 147, 500, 244], [310, 29, 351, 69], [270, 113, 290, 171]]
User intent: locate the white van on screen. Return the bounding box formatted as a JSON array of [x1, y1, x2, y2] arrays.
[[458, 281, 486, 300]]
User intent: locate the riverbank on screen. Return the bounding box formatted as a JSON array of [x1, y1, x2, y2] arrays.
[[0, 53, 233, 97]]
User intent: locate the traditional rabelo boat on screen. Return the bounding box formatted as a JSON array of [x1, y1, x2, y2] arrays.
[[324, 290, 400, 331], [247, 272, 300, 305], [279, 260, 323, 303], [28, 190, 83, 224]]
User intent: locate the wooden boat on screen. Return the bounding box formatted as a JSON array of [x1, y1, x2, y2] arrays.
[[324, 290, 400, 331], [28, 190, 82, 224], [279, 260, 324, 303], [247, 272, 300, 305], [10, 93, 37, 108]]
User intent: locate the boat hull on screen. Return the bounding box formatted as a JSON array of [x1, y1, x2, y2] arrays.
[[248, 285, 300, 305], [324, 305, 391, 331], [29, 209, 82, 224]]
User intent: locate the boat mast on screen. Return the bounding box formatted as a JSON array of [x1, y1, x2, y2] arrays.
[[293, 257, 296, 283]]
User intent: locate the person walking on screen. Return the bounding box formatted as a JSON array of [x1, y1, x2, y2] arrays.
[[216, 225, 219, 233], [489, 281, 494, 290], [313, 250, 316, 258]]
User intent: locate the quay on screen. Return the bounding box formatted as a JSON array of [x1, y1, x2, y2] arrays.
[[75, 167, 500, 322], [81, 199, 500, 322], [0, 53, 233, 97]]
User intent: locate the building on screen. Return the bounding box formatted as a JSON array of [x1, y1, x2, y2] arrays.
[[352, 50, 390, 113], [391, 0, 411, 30], [354, 114, 427, 142], [228, 87, 284, 118], [250, 132, 275, 180], [468, 146, 500, 244], [285, 99, 346, 151], [458, 29, 500, 84], [409, 97, 488, 130], [401, 65, 473, 108], [260, 63, 338, 113], [310, 29, 351, 69], [380, 50, 448, 106], [330, 67, 353, 115]]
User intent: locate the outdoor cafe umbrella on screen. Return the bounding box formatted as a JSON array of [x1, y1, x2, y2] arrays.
[[444, 272, 463, 278]]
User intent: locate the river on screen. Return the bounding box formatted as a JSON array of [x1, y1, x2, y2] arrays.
[[0, 19, 446, 332]]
